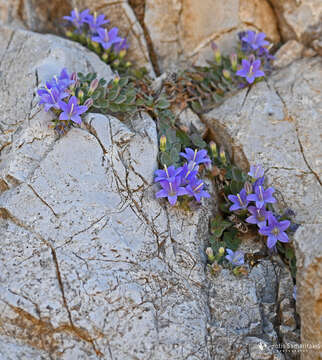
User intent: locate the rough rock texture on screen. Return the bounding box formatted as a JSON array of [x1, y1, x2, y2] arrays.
[[269, 0, 322, 47], [0, 0, 154, 73], [144, 0, 280, 71], [203, 57, 322, 358], [273, 40, 304, 69], [0, 24, 298, 359], [0, 26, 214, 359]]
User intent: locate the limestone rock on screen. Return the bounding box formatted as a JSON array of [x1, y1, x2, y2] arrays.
[[144, 0, 280, 71], [0, 0, 153, 73], [273, 40, 304, 69], [269, 0, 322, 47], [203, 57, 322, 355], [0, 26, 215, 359], [0, 25, 114, 192]]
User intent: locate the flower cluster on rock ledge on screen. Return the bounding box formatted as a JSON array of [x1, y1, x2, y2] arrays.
[[155, 148, 211, 206], [63, 8, 130, 72], [228, 164, 290, 249]]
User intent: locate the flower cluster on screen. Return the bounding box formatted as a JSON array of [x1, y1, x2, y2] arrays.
[[63, 9, 129, 70], [37, 68, 93, 133], [235, 30, 274, 84], [155, 148, 211, 206], [228, 164, 290, 249]]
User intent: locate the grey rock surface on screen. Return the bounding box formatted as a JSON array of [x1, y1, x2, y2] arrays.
[[0, 26, 215, 359], [203, 57, 322, 358], [0, 25, 298, 359], [0, 0, 154, 73]]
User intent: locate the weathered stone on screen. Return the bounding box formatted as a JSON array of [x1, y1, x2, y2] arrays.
[[177, 108, 207, 137], [0, 26, 217, 359], [269, 0, 322, 47], [0, 0, 154, 73], [203, 57, 322, 355], [144, 0, 280, 71], [0, 25, 113, 191], [273, 40, 304, 69]]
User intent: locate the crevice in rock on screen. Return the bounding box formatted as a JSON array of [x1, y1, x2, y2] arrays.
[[0, 208, 103, 356], [263, 0, 284, 42], [269, 81, 322, 186], [128, 0, 161, 75], [27, 184, 58, 217], [0, 29, 16, 69]]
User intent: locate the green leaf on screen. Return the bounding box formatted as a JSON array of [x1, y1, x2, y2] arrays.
[[156, 99, 170, 110], [114, 94, 127, 104], [190, 133, 207, 148], [119, 77, 129, 87], [176, 129, 191, 148], [230, 180, 244, 195], [108, 87, 121, 101], [94, 99, 109, 108], [223, 229, 241, 251], [210, 214, 232, 239], [191, 101, 203, 113], [159, 152, 172, 167], [108, 103, 121, 112], [169, 147, 180, 164]]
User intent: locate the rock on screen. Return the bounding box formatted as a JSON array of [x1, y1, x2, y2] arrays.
[[312, 39, 322, 56], [177, 108, 207, 137], [202, 57, 322, 354], [273, 40, 304, 69], [144, 0, 280, 71], [0, 0, 154, 73], [0, 25, 114, 191], [294, 225, 322, 360], [269, 0, 322, 47], [0, 25, 216, 359]]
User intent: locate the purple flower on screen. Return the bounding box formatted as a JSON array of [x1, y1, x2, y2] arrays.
[[228, 188, 249, 211], [179, 163, 198, 185], [253, 176, 265, 189], [91, 27, 123, 50], [156, 177, 188, 206], [63, 8, 90, 29], [247, 185, 276, 208], [58, 96, 88, 124], [246, 206, 272, 228], [38, 87, 69, 112], [225, 249, 244, 266], [185, 178, 210, 202], [259, 213, 290, 248], [155, 165, 182, 183], [48, 68, 74, 92], [179, 148, 211, 167], [85, 12, 110, 33], [242, 31, 269, 50], [248, 164, 264, 179], [113, 38, 129, 53], [236, 57, 265, 84]]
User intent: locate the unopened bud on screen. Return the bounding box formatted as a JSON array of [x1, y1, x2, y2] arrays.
[[84, 98, 94, 108], [113, 59, 120, 67], [65, 30, 73, 38], [206, 248, 215, 263], [125, 61, 132, 68], [77, 90, 84, 100], [102, 53, 109, 62], [244, 181, 253, 194], [113, 75, 120, 84], [219, 147, 227, 165], [211, 42, 221, 64], [218, 247, 225, 256], [88, 79, 99, 95], [71, 72, 78, 83], [160, 135, 167, 152], [91, 41, 100, 50], [222, 69, 231, 80], [119, 49, 126, 59], [210, 141, 218, 158], [230, 53, 238, 72]]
